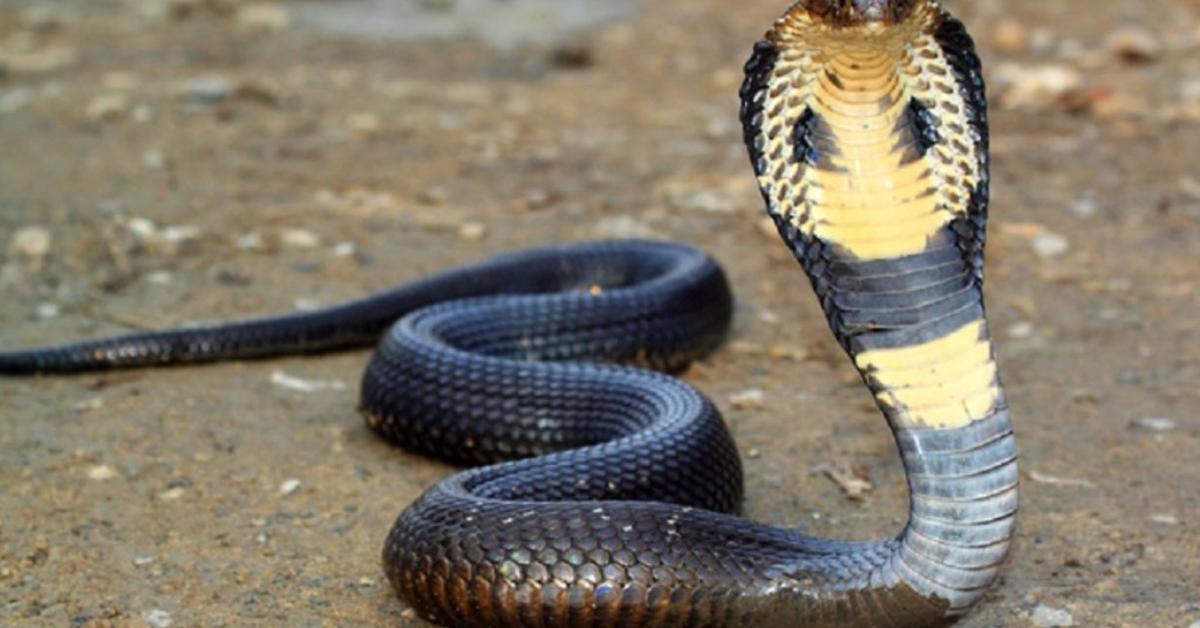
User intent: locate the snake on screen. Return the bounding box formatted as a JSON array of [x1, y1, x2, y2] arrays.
[[0, 0, 1017, 626]]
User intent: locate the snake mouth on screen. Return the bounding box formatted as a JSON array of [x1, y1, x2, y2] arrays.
[[792, 0, 920, 27]]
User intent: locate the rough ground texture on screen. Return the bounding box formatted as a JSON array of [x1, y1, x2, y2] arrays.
[[1, 1, 1198, 626]]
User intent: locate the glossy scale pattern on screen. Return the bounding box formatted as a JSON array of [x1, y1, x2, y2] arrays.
[[0, 1, 1017, 626]]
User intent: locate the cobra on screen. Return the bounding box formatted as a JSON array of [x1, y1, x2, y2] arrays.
[[0, 0, 1016, 625]]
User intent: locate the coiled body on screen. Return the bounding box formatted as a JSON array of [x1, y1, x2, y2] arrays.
[[0, 1, 1016, 626]]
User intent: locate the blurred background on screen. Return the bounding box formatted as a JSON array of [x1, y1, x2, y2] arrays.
[[1, 1, 1197, 626]]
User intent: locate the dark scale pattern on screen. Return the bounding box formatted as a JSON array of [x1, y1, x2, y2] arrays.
[[792, 108, 822, 166], [0, 242, 725, 375], [2, 3, 1018, 627], [903, 98, 942, 157], [935, 14, 991, 284], [739, 39, 780, 179]]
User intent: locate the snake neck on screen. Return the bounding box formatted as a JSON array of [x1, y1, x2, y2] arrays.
[[742, 1, 1016, 618]]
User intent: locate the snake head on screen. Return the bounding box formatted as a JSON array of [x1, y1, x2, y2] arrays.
[[791, 0, 921, 26]]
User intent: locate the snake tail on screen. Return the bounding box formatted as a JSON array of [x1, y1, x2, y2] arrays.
[[0, 244, 719, 374]]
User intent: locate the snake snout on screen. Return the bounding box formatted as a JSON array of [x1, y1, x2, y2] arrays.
[[853, 0, 887, 21], [794, 0, 919, 26]]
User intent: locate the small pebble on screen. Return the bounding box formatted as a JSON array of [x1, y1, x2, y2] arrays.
[[10, 225, 51, 260], [73, 398, 105, 412], [767, 346, 808, 361], [87, 465, 118, 481], [279, 478, 302, 496], [758, 310, 780, 325], [85, 93, 129, 121], [524, 189, 555, 210], [236, 231, 267, 251], [593, 215, 656, 239], [1031, 604, 1076, 627], [347, 112, 381, 134], [457, 222, 488, 242], [1032, 232, 1070, 258], [35, 302, 60, 319], [280, 228, 321, 248], [145, 271, 173, 286], [1182, 78, 1200, 106], [729, 388, 766, 409], [236, 3, 289, 32], [1133, 417, 1176, 432], [143, 609, 173, 628], [329, 241, 358, 258], [270, 370, 346, 393], [667, 189, 735, 213], [1180, 177, 1200, 201], [0, 88, 33, 113], [158, 487, 186, 501], [1007, 322, 1035, 339], [994, 62, 1085, 110], [160, 225, 201, 244], [1029, 471, 1094, 488], [181, 75, 233, 105], [1066, 195, 1097, 218], [127, 217, 157, 238], [142, 150, 166, 169]]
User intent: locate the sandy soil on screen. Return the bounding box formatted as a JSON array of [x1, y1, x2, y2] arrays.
[[1, 1, 1198, 626]]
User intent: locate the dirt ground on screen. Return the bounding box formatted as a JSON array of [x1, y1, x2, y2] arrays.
[[1, 1, 1198, 626]]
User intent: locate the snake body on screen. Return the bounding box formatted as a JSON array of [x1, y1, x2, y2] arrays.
[[1, 1, 1016, 626]]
